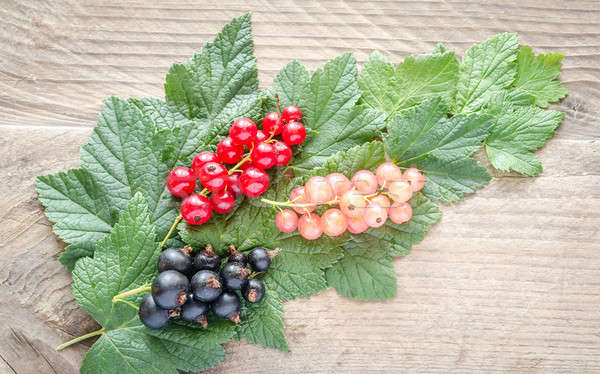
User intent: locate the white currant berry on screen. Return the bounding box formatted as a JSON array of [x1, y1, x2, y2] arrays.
[[351, 170, 378, 195], [298, 214, 323, 240], [387, 180, 412, 203], [403, 168, 425, 192], [375, 162, 403, 187], [389, 202, 413, 224], [339, 190, 368, 218], [305, 176, 334, 204], [320, 208, 348, 237]]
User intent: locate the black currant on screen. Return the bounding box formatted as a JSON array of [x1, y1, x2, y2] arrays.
[[191, 270, 223, 302], [157, 246, 193, 274], [247, 247, 280, 272], [180, 296, 209, 328], [227, 245, 247, 266], [220, 262, 251, 291], [139, 294, 170, 329], [151, 270, 190, 309], [211, 292, 241, 323], [193, 244, 222, 272], [242, 278, 266, 303]]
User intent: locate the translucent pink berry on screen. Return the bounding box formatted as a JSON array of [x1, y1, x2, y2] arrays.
[[320, 209, 348, 237], [375, 162, 403, 187], [387, 180, 412, 203], [298, 214, 323, 240], [305, 176, 334, 204], [363, 201, 388, 228], [389, 202, 413, 224], [339, 190, 368, 218], [289, 186, 314, 214], [276, 209, 298, 233], [325, 173, 352, 198], [347, 215, 369, 234], [351, 170, 378, 195], [403, 168, 425, 192], [369, 194, 391, 209]]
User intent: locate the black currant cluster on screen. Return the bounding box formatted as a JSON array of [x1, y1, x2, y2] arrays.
[[139, 245, 278, 329]]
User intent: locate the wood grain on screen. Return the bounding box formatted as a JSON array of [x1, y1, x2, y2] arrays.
[[0, 0, 599, 373]]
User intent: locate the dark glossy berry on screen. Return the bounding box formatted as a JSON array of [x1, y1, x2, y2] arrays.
[[166, 167, 196, 197], [230, 118, 258, 146], [220, 262, 251, 291], [152, 270, 189, 309], [242, 278, 266, 303], [273, 141, 292, 166], [217, 137, 245, 164], [262, 112, 284, 135], [227, 245, 247, 266], [227, 173, 243, 196], [211, 292, 241, 323], [180, 297, 209, 327], [193, 244, 221, 271], [139, 294, 170, 329], [282, 105, 302, 122], [157, 246, 193, 274], [282, 120, 306, 145], [210, 188, 236, 214], [197, 162, 228, 191], [191, 270, 223, 302], [239, 167, 269, 198], [247, 247, 279, 272], [251, 141, 277, 169], [192, 151, 219, 177], [181, 194, 212, 225]]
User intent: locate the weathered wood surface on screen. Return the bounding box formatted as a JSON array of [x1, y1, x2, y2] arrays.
[[1, 0, 599, 372]]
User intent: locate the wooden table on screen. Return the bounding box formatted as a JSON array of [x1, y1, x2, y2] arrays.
[[1, 1, 599, 372]]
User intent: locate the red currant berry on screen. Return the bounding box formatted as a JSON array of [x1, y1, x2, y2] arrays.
[[281, 105, 302, 123], [197, 162, 228, 191], [210, 189, 236, 214], [237, 157, 253, 170], [181, 194, 212, 225], [166, 167, 196, 197], [192, 151, 219, 177], [230, 117, 257, 146], [273, 141, 292, 166], [251, 141, 277, 169], [262, 112, 284, 135], [227, 172, 243, 196], [282, 120, 306, 145], [217, 137, 244, 164], [240, 167, 269, 198]]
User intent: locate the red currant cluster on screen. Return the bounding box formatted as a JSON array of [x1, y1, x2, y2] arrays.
[[166, 104, 307, 225], [264, 163, 425, 240]]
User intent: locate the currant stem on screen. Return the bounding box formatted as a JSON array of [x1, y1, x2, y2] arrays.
[[114, 298, 139, 310], [228, 149, 253, 174], [160, 215, 182, 249], [112, 284, 152, 303], [274, 93, 281, 115], [56, 328, 105, 351], [199, 188, 209, 197]]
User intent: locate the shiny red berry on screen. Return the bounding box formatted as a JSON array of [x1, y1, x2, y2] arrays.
[[230, 118, 257, 146], [192, 151, 219, 177], [227, 173, 243, 196], [210, 189, 236, 214], [282, 120, 306, 145], [254, 130, 269, 144], [166, 167, 196, 197], [217, 137, 244, 164], [197, 162, 228, 191], [273, 141, 292, 166], [251, 141, 277, 169], [262, 112, 284, 135], [281, 105, 302, 123], [181, 194, 212, 225], [240, 167, 270, 198]]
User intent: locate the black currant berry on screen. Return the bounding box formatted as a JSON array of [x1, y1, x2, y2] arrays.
[[247, 247, 280, 272], [193, 244, 222, 272], [227, 245, 247, 266], [220, 262, 251, 291], [191, 270, 223, 302], [242, 278, 266, 303], [211, 292, 241, 323], [151, 270, 190, 309], [157, 246, 193, 274], [139, 294, 170, 329], [181, 297, 209, 328]]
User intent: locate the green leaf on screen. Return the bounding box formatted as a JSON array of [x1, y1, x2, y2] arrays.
[[455, 33, 519, 113], [511, 45, 568, 108], [238, 291, 288, 351], [273, 60, 310, 108], [358, 49, 459, 116], [59, 242, 96, 271], [486, 143, 542, 175], [312, 141, 386, 177]]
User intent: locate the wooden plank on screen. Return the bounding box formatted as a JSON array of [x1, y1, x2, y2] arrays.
[[0, 0, 598, 372]]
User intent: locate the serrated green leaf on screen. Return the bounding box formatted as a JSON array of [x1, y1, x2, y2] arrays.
[[486, 143, 542, 175], [511, 45, 568, 108], [59, 242, 96, 271], [311, 140, 386, 177], [273, 60, 310, 108], [238, 291, 289, 351], [455, 33, 519, 113]]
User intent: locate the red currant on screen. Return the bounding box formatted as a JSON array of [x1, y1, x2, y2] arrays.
[[210, 189, 236, 214], [282, 120, 306, 145], [217, 137, 244, 164], [166, 167, 196, 197], [281, 105, 302, 123], [240, 167, 269, 198], [181, 194, 212, 225], [237, 157, 253, 170], [273, 141, 292, 166], [255, 129, 269, 143], [227, 172, 243, 196], [197, 162, 228, 191], [192, 151, 219, 177], [230, 117, 257, 145], [262, 112, 284, 135], [251, 141, 277, 169]]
